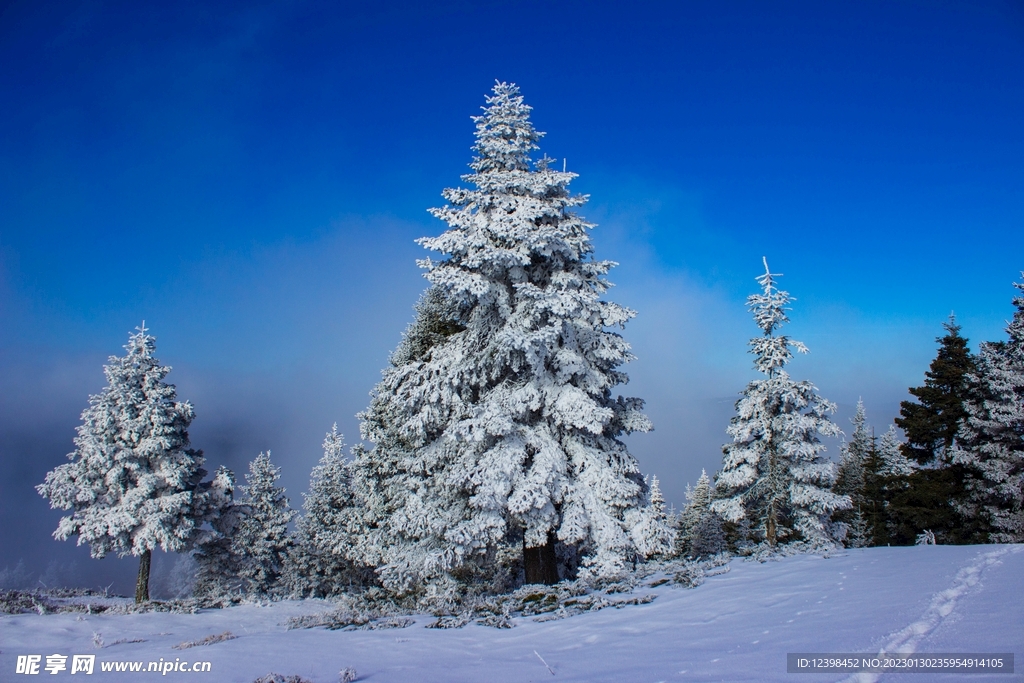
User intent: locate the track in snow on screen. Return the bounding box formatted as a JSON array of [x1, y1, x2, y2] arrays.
[[841, 545, 1022, 683]]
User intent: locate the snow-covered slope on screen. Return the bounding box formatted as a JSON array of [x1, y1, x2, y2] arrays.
[[3, 545, 1021, 682]]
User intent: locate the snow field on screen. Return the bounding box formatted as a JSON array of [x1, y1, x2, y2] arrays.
[[2, 545, 1021, 682]]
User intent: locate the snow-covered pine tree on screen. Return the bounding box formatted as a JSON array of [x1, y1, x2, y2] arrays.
[[352, 82, 667, 592], [877, 425, 932, 545], [234, 452, 295, 595], [711, 259, 850, 548], [846, 507, 870, 548], [191, 465, 249, 598], [649, 475, 666, 516], [834, 400, 871, 506], [285, 425, 369, 597], [877, 425, 916, 479], [952, 276, 1024, 543], [677, 470, 725, 558], [833, 400, 875, 546], [676, 470, 710, 556], [689, 508, 726, 558], [36, 324, 205, 602], [631, 475, 675, 559], [858, 427, 887, 548]]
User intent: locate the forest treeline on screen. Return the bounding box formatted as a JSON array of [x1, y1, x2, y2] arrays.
[[33, 84, 1024, 605]]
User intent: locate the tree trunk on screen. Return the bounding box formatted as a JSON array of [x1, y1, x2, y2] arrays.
[[135, 549, 151, 603], [523, 532, 559, 585]]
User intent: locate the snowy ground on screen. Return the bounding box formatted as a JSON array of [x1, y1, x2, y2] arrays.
[[3, 545, 1021, 682]]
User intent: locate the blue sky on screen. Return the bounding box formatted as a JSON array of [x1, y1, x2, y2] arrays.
[[1, 0, 1022, 592]]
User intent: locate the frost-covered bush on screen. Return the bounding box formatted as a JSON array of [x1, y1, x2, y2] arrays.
[[252, 674, 313, 683]]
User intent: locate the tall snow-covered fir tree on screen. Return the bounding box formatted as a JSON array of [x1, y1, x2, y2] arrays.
[[36, 324, 206, 602], [711, 260, 849, 547], [952, 276, 1024, 543], [284, 425, 369, 596], [234, 452, 295, 595], [351, 82, 669, 593]]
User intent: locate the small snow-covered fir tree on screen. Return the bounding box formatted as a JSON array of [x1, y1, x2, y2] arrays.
[[835, 400, 871, 505], [632, 475, 675, 559], [0, 560, 32, 590], [846, 507, 870, 548], [877, 425, 916, 479], [234, 452, 295, 595], [191, 466, 248, 598], [832, 400, 876, 546], [690, 512, 726, 558], [711, 260, 849, 547], [676, 471, 710, 555], [37, 324, 205, 602], [284, 425, 369, 597], [677, 470, 725, 558], [952, 276, 1024, 542], [649, 475, 666, 516], [352, 82, 668, 592]]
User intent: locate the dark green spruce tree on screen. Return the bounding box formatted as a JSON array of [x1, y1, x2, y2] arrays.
[[891, 317, 978, 543]]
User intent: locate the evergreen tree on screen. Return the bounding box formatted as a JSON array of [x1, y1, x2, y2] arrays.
[[834, 400, 871, 506], [832, 400, 873, 544], [191, 466, 248, 598], [627, 475, 674, 562], [857, 425, 905, 547], [952, 277, 1024, 542], [896, 317, 976, 465], [824, 406, 912, 548], [676, 470, 709, 556], [648, 475, 666, 517], [285, 426, 370, 597], [689, 509, 726, 558], [234, 452, 295, 595], [846, 507, 870, 548], [892, 318, 977, 543], [877, 425, 916, 479], [37, 324, 205, 602], [677, 470, 725, 558], [711, 259, 849, 547], [351, 82, 668, 593]]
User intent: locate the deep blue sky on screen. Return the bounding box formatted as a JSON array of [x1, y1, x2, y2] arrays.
[[2, 0, 1022, 593]]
